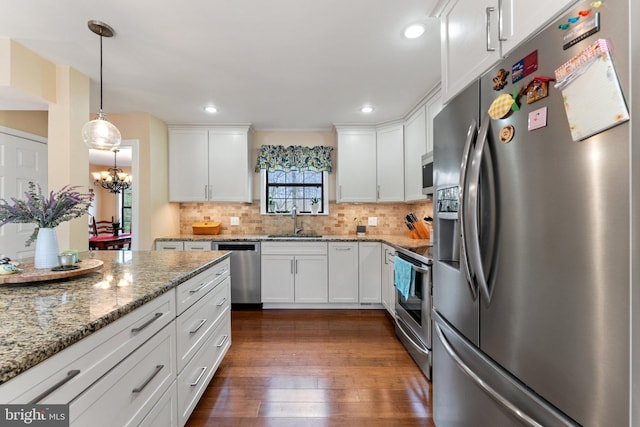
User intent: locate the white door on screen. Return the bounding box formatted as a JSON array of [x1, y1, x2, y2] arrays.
[[336, 128, 377, 203], [328, 242, 359, 303], [208, 128, 251, 202], [358, 242, 382, 303], [261, 255, 295, 303], [168, 128, 209, 202], [404, 106, 427, 202], [294, 255, 328, 303], [0, 129, 47, 259], [376, 125, 404, 202]]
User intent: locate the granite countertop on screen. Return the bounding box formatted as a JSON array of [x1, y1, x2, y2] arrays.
[[0, 250, 229, 385], [156, 234, 432, 257]]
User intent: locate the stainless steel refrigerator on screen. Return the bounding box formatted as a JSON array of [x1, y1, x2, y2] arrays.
[[432, 1, 638, 425]]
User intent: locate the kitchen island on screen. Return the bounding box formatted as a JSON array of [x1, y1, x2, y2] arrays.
[[0, 249, 231, 427]]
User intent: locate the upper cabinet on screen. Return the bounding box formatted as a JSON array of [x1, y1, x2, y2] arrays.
[[439, 0, 578, 103], [169, 126, 252, 203], [375, 124, 404, 202], [335, 125, 404, 203], [336, 127, 377, 203]]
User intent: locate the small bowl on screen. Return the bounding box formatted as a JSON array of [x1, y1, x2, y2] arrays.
[[58, 254, 76, 267]]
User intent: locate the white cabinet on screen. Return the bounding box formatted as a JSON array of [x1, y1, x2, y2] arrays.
[[358, 242, 382, 303], [426, 90, 443, 155], [328, 242, 359, 303], [440, 0, 501, 103], [184, 241, 212, 251], [439, 0, 577, 103], [261, 242, 328, 304], [156, 241, 185, 251], [404, 106, 427, 202], [335, 127, 377, 203], [376, 125, 404, 202], [499, 0, 579, 55], [381, 244, 396, 316], [169, 126, 252, 203]]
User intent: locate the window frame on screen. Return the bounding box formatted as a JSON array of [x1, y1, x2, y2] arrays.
[[260, 169, 329, 215]]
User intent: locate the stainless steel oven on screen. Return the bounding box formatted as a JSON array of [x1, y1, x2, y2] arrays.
[[395, 247, 432, 380]]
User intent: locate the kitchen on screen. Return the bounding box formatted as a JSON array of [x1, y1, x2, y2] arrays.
[[1, 0, 640, 426]]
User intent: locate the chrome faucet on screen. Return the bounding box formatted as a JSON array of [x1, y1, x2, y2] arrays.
[[291, 205, 303, 235]]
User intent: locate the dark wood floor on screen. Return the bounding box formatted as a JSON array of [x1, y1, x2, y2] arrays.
[[186, 309, 435, 427]]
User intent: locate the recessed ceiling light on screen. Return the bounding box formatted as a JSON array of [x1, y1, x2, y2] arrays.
[[404, 23, 425, 39], [203, 106, 218, 113], [360, 106, 374, 113]]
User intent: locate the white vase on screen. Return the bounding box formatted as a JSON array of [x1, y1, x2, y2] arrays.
[[311, 204, 320, 214], [34, 228, 60, 269]]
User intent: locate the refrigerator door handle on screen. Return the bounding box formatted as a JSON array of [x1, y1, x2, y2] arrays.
[[434, 320, 543, 427], [467, 113, 493, 304], [458, 120, 479, 301]]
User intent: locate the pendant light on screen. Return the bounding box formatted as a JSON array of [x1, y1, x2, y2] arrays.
[[92, 149, 132, 193], [82, 20, 121, 151]]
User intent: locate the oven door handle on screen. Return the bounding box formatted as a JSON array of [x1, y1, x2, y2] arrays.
[[395, 315, 430, 356], [411, 265, 430, 275]]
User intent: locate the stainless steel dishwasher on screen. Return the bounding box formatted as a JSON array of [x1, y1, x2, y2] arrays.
[[212, 241, 261, 308]]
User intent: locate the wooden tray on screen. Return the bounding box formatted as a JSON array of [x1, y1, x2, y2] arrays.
[[0, 259, 104, 285]]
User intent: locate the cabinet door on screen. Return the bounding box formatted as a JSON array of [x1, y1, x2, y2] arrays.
[[359, 242, 382, 303], [261, 255, 295, 303], [328, 243, 359, 303], [208, 128, 252, 202], [336, 128, 377, 203], [404, 106, 427, 202], [441, 0, 501, 103], [381, 244, 396, 316], [376, 125, 404, 202], [294, 255, 328, 303], [169, 129, 209, 202], [500, 0, 578, 55], [183, 241, 212, 251], [156, 241, 185, 251]]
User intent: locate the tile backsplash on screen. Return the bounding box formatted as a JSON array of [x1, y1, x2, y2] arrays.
[[179, 201, 433, 236]]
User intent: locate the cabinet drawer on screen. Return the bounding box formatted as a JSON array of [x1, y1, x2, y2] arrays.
[[176, 276, 230, 373], [177, 315, 231, 426], [184, 241, 212, 251], [262, 241, 327, 255], [70, 323, 176, 427], [156, 241, 185, 251], [0, 291, 175, 405], [139, 380, 178, 427], [176, 258, 230, 315]]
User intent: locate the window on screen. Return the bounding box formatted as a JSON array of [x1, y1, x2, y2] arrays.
[[262, 170, 328, 214], [255, 144, 333, 215], [120, 186, 132, 233]]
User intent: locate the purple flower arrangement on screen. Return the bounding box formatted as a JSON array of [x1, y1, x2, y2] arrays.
[[0, 182, 94, 246]]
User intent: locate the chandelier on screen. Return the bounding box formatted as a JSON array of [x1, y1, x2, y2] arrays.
[[82, 20, 121, 151], [92, 149, 132, 193]]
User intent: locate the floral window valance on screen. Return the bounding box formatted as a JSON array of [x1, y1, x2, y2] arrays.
[[255, 145, 334, 173]]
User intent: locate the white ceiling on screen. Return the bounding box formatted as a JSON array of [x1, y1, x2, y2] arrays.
[[0, 0, 441, 130]]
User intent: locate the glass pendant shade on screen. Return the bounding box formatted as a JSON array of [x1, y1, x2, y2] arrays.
[[83, 111, 121, 150]]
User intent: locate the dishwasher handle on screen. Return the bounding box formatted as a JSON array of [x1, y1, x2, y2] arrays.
[[214, 243, 259, 252]]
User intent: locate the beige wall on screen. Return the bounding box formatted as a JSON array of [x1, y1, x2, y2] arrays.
[[108, 113, 180, 250], [0, 111, 48, 137], [0, 39, 56, 103]]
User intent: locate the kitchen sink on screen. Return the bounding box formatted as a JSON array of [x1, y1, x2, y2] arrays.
[[267, 233, 323, 239]]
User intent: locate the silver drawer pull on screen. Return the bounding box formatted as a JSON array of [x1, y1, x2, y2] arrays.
[[216, 334, 229, 348], [216, 297, 227, 307], [189, 319, 207, 334], [132, 365, 164, 393], [189, 283, 206, 294], [131, 312, 163, 333], [29, 369, 80, 404], [190, 367, 207, 387], [215, 269, 228, 277], [335, 247, 352, 251]]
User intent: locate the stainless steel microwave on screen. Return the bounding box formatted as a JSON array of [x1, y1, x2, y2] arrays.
[[422, 152, 434, 195]]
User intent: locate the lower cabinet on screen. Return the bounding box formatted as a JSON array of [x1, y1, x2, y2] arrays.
[[261, 242, 328, 304], [0, 256, 232, 427], [328, 242, 359, 303], [381, 243, 396, 316], [70, 324, 177, 427], [359, 242, 382, 303], [156, 241, 211, 251]]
